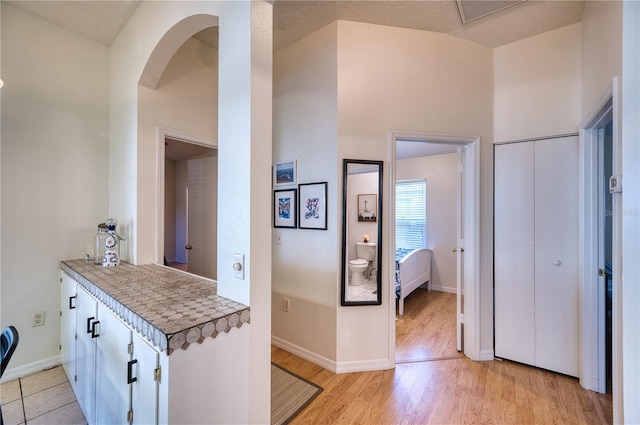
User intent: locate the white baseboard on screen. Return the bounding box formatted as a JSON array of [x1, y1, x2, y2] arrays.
[[271, 336, 337, 373], [272, 336, 394, 374], [429, 284, 457, 294], [0, 355, 61, 383], [335, 358, 393, 374], [478, 350, 495, 361]]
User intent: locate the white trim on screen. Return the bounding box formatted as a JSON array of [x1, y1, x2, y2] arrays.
[[429, 285, 459, 294], [155, 126, 217, 265], [478, 350, 495, 361], [0, 355, 61, 383], [271, 336, 337, 373], [389, 130, 482, 362], [579, 77, 620, 403]]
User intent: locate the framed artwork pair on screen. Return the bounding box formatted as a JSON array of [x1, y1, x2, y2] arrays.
[[274, 182, 327, 230]]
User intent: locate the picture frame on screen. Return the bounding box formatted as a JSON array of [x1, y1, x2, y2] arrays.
[[274, 189, 297, 228], [298, 182, 328, 230], [357, 194, 377, 222], [274, 160, 297, 187]]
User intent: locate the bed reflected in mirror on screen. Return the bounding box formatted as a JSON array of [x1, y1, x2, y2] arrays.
[[341, 159, 383, 305]]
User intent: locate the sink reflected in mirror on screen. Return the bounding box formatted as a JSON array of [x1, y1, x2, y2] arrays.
[[341, 159, 383, 305]]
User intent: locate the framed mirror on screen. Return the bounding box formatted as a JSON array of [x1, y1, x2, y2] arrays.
[[341, 159, 383, 306]]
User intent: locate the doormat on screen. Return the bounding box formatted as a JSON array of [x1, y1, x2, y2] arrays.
[[271, 363, 323, 425]]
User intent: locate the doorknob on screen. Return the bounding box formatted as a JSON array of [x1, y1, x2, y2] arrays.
[[453, 248, 465, 253], [185, 244, 193, 250]]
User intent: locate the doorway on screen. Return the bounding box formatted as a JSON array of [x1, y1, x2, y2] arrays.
[[389, 131, 480, 362], [158, 128, 218, 280]]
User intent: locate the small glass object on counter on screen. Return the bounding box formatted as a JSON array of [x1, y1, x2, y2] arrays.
[[93, 223, 108, 265], [102, 218, 125, 267]]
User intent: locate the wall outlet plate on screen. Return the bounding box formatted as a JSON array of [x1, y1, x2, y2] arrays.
[[32, 311, 45, 327]]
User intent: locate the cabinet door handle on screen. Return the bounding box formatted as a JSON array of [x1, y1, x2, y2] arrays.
[[127, 359, 138, 384], [87, 317, 95, 334], [91, 320, 100, 338], [69, 296, 76, 310]]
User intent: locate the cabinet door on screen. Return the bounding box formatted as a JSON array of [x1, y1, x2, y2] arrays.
[[76, 286, 98, 425], [60, 272, 77, 389], [131, 332, 159, 425], [534, 137, 579, 376], [494, 142, 535, 364], [96, 302, 133, 425]]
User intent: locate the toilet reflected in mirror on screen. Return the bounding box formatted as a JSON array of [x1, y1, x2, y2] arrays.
[[341, 159, 383, 305]]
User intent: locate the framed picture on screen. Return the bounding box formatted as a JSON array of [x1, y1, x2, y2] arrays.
[[298, 182, 328, 230], [274, 189, 297, 228], [357, 194, 377, 222], [274, 160, 297, 187]]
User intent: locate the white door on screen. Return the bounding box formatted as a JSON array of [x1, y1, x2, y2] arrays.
[[75, 286, 98, 425], [456, 147, 465, 352], [131, 332, 159, 425], [60, 272, 77, 388], [494, 136, 579, 377], [96, 302, 132, 425], [494, 142, 536, 365], [186, 154, 217, 279], [533, 137, 579, 376]]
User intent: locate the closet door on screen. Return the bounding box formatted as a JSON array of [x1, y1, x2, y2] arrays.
[[494, 136, 579, 377], [534, 137, 579, 377], [494, 142, 535, 365]]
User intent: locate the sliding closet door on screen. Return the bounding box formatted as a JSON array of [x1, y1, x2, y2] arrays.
[[494, 142, 535, 365], [494, 136, 579, 377], [534, 137, 579, 376]]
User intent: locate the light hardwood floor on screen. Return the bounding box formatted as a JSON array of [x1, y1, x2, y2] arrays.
[[272, 288, 613, 425]]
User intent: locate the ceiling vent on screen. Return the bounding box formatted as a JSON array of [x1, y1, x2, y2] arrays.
[[456, 0, 527, 24]]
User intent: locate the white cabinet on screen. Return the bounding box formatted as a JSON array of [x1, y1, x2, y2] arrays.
[[60, 272, 77, 388], [61, 271, 160, 425], [494, 136, 579, 377], [76, 285, 98, 424], [60, 261, 251, 425]]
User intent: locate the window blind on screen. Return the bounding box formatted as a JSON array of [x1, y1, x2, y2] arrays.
[[395, 179, 427, 250]]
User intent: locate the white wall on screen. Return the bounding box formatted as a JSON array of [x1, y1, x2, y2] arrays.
[[347, 172, 379, 263], [272, 22, 339, 363], [396, 153, 458, 292], [0, 5, 109, 373], [164, 158, 177, 262], [273, 20, 495, 368], [621, 2, 640, 423], [336, 21, 494, 365], [494, 23, 582, 142], [110, 2, 272, 422]]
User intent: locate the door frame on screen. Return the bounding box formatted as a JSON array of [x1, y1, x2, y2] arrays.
[[155, 126, 217, 266], [580, 77, 622, 400], [580, 77, 621, 401], [389, 130, 481, 361]]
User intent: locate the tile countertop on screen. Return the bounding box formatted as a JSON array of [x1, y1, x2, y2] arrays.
[[61, 259, 250, 355]]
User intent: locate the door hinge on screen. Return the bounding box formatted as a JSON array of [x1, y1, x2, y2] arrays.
[[127, 409, 133, 423], [74, 375, 77, 383], [458, 164, 466, 174], [154, 367, 161, 382], [128, 342, 133, 355], [59, 344, 62, 351], [599, 268, 607, 277]]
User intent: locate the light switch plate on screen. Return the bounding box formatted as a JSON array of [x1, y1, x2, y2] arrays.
[[233, 254, 244, 279]]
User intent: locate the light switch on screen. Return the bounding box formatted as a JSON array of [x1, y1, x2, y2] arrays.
[[233, 254, 245, 279]]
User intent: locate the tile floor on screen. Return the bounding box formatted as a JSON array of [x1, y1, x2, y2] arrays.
[[0, 366, 86, 425], [346, 278, 378, 301]]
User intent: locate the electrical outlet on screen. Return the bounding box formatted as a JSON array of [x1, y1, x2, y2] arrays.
[[32, 311, 45, 327], [282, 298, 290, 312]]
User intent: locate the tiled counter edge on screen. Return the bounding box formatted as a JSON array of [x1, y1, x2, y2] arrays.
[[60, 260, 250, 355]]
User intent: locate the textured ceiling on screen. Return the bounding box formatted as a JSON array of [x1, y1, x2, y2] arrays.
[[5, 0, 585, 51]]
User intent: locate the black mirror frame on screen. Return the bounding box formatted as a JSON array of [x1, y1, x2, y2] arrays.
[[340, 159, 383, 306]]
